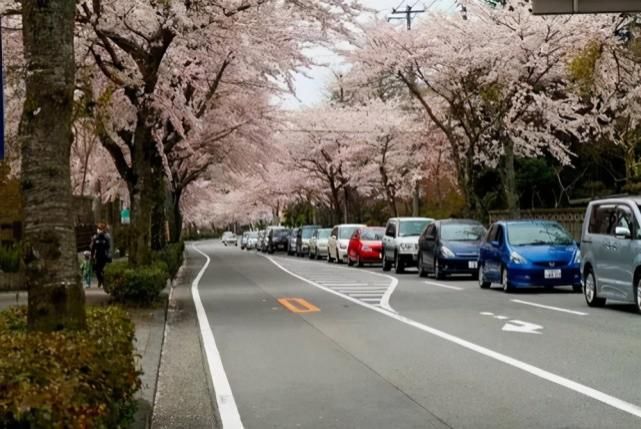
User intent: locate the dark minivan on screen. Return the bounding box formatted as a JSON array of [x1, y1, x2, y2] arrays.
[[418, 219, 486, 279]]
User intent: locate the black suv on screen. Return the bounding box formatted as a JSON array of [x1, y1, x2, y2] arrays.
[[267, 227, 290, 254]]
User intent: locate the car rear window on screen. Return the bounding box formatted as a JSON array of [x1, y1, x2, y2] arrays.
[[399, 220, 431, 237], [318, 229, 331, 239], [302, 228, 316, 239]]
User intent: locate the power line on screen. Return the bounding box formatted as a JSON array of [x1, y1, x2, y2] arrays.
[[387, 4, 426, 31]]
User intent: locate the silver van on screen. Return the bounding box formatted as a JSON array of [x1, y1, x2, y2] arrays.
[[581, 198, 641, 312]]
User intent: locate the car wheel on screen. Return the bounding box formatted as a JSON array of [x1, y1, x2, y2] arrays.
[[635, 279, 641, 314], [395, 252, 405, 274], [584, 270, 605, 307], [479, 264, 491, 289], [347, 256, 354, 267], [309, 250, 314, 260], [501, 267, 512, 293], [382, 248, 392, 272], [418, 254, 428, 278], [434, 258, 444, 280], [357, 254, 364, 268]]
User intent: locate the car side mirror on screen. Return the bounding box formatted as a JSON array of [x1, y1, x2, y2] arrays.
[[615, 227, 632, 239]]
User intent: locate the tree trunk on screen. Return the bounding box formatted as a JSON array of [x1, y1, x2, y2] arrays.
[[150, 157, 166, 251], [168, 188, 183, 244], [412, 182, 420, 216], [501, 139, 519, 218], [20, 0, 86, 331]]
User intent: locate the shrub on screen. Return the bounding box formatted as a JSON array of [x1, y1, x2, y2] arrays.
[[104, 261, 169, 305], [153, 242, 185, 280], [0, 306, 141, 428], [0, 244, 20, 273]]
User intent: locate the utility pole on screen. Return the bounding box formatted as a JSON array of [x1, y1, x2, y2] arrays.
[[389, 4, 425, 216]]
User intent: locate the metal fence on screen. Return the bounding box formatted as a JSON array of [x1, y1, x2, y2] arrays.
[[488, 208, 586, 240]]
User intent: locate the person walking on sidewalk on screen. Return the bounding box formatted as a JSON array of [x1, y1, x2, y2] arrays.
[[90, 223, 111, 288], [80, 251, 93, 288]]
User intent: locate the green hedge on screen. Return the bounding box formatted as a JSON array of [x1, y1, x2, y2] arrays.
[[0, 244, 20, 273], [0, 306, 141, 428], [153, 242, 185, 280], [104, 261, 169, 306]]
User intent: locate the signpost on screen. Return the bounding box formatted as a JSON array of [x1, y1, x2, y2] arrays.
[[533, 0, 641, 14]]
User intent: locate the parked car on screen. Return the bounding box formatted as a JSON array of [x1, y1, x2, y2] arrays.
[[418, 219, 486, 279], [221, 231, 237, 247], [478, 220, 581, 293], [382, 217, 434, 273], [309, 228, 332, 259], [581, 198, 641, 312], [267, 227, 290, 253], [257, 230, 266, 252], [347, 227, 385, 267], [288, 228, 300, 255], [328, 224, 367, 263], [240, 232, 249, 250], [246, 231, 259, 250], [296, 225, 320, 257]]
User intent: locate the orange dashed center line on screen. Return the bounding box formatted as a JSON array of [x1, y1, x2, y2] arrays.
[[278, 298, 320, 313]]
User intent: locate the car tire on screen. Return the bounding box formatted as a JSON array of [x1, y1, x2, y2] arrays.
[[357, 255, 364, 268], [418, 254, 428, 278], [395, 252, 405, 274], [309, 250, 314, 260], [478, 264, 491, 289], [434, 258, 445, 280], [584, 270, 605, 307], [348, 257, 354, 267], [635, 279, 641, 314], [382, 248, 392, 272], [501, 267, 513, 293]]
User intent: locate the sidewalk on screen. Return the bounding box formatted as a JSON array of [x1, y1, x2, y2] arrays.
[[152, 248, 219, 429], [0, 287, 168, 429]]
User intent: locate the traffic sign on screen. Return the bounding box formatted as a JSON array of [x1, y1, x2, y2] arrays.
[[533, 0, 641, 14], [120, 208, 131, 225]]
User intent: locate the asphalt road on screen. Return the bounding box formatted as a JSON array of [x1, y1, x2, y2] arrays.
[[191, 241, 641, 429]]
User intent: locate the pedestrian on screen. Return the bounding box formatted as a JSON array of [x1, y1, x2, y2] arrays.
[[80, 251, 93, 289], [90, 223, 111, 289]]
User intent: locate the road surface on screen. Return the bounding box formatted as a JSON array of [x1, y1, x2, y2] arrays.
[[190, 241, 641, 429]]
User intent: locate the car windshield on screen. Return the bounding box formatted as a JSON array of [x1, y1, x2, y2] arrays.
[[399, 220, 430, 237], [441, 224, 485, 242], [507, 223, 574, 246], [273, 229, 289, 238], [248, 232, 258, 238], [339, 226, 360, 239], [317, 229, 331, 239], [302, 228, 316, 239], [361, 228, 384, 241]]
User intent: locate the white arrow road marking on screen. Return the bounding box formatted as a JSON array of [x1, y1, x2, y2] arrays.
[[266, 255, 641, 420], [502, 320, 543, 335]]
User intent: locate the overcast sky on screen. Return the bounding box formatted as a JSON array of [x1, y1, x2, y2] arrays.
[[279, 0, 456, 109]]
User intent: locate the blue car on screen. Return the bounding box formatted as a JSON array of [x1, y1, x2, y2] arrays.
[[478, 220, 582, 292]]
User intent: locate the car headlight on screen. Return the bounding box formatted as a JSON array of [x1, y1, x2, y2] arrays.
[[400, 243, 417, 252], [573, 250, 581, 265], [441, 246, 455, 258], [510, 251, 527, 264]]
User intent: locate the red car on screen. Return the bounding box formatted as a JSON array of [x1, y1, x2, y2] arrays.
[[347, 227, 385, 267]]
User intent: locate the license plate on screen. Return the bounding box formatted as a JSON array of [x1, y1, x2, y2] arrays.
[[468, 261, 478, 269], [545, 269, 562, 279]]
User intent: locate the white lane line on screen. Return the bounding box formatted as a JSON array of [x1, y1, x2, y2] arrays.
[[320, 283, 370, 287], [511, 299, 589, 316], [424, 281, 464, 291], [192, 245, 244, 429], [265, 255, 641, 420]]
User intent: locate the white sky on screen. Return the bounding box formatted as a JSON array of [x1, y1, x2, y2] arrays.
[[279, 0, 457, 109]]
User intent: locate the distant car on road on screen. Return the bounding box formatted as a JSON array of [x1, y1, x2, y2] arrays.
[[581, 198, 641, 312], [288, 228, 300, 256], [418, 220, 486, 279], [296, 225, 320, 257], [221, 231, 237, 247], [245, 231, 259, 250], [478, 220, 581, 293], [347, 227, 385, 267], [309, 228, 332, 259], [240, 232, 249, 250], [267, 227, 290, 253], [382, 217, 434, 273], [328, 224, 367, 264]]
